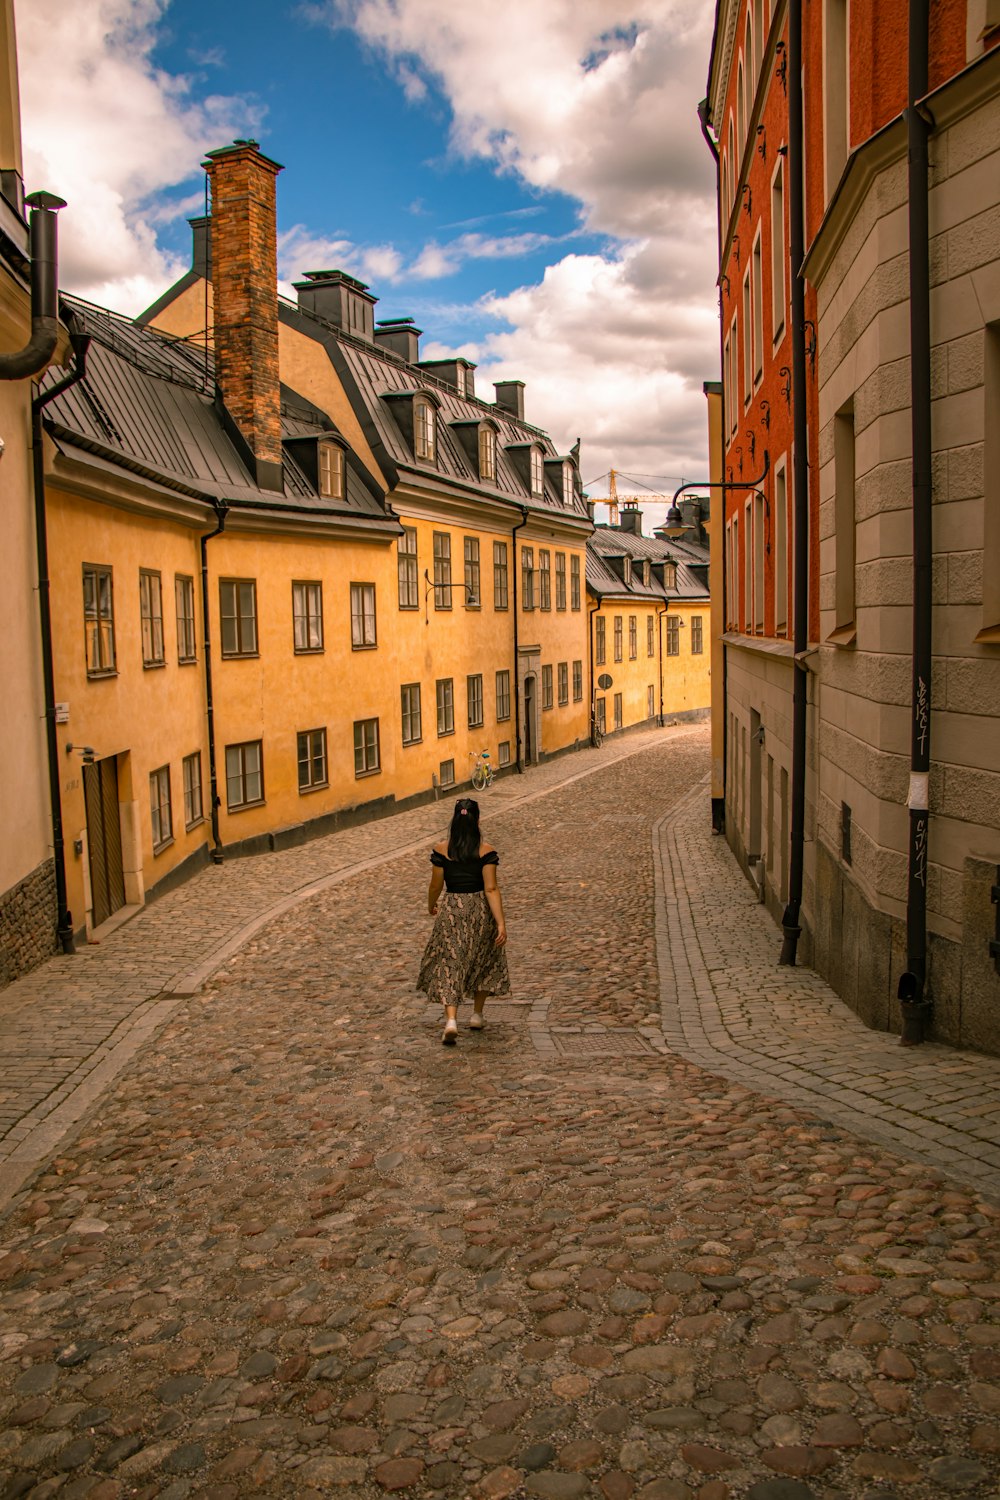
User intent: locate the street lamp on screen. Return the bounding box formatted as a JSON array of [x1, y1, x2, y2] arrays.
[[423, 569, 477, 623]]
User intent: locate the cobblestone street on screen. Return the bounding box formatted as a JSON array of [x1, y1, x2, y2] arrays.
[[3, 725, 1000, 1500]]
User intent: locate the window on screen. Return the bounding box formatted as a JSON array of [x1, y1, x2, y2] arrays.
[[623, 557, 632, 585], [555, 553, 567, 610], [464, 537, 481, 606], [744, 500, 753, 631], [771, 159, 786, 343], [433, 533, 452, 610], [691, 616, 704, 654], [542, 664, 553, 709], [984, 325, 1000, 636], [139, 570, 164, 667], [149, 766, 172, 852], [647, 684, 656, 719], [754, 0, 764, 79], [647, 615, 655, 657], [571, 555, 581, 610], [643, 561, 651, 587], [521, 546, 534, 610], [539, 549, 551, 610], [833, 403, 857, 635], [596, 698, 606, 733], [737, 57, 745, 153], [629, 615, 638, 659], [318, 442, 344, 499], [439, 758, 455, 788], [354, 718, 380, 777], [401, 683, 422, 745], [596, 616, 606, 665], [614, 615, 623, 662], [753, 491, 765, 633], [293, 580, 323, 652], [175, 575, 196, 663], [298, 728, 328, 792], [350, 583, 377, 648], [398, 528, 418, 610], [498, 741, 511, 767], [226, 739, 263, 810], [479, 426, 496, 482], [752, 231, 763, 385], [824, 0, 849, 201], [494, 541, 509, 610], [775, 461, 788, 634], [572, 660, 583, 701], [723, 331, 733, 444], [83, 564, 116, 676], [562, 462, 574, 508], [742, 271, 753, 407], [531, 447, 544, 497], [220, 579, 258, 657], [613, 692, 623, 730], [745, 14, 754, 118], [436, 678, 455, 736], [727, 115, 736, 216], [558, 662, 569, 706], [496, 670, 511, 721], [182, 751, 203, 829], [666, 617, 680, 655], [467, 673, 484, 728], [415, 397, 436, 461], [666, 561, 678, 590]]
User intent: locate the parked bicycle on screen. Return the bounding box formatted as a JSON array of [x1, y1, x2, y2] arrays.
[[469, 748, 496, 790], [590, 714, 604, 748]]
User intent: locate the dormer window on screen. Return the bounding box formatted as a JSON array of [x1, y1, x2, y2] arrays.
[[562, 461, 574, 508], [623, 558, 632, 585], [643, 561, 651, 587], [530, 447, 544, 498], [455, 366, 466, 397], [665, 561, 678, 590], [318, 441, 344, 499], [479, 425, 496, 482], [415, 398, 436, 461]]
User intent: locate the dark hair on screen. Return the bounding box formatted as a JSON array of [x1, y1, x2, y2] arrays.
[[447, 797, 481, 861]]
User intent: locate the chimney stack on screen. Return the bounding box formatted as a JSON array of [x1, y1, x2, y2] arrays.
[[374, 317, 421, 363], [294, 269, 377, 341], [203, 141, 283, 491], [188, 215, 211, 280], [494, 380, 525, 421], [619, 502, 643, 536]]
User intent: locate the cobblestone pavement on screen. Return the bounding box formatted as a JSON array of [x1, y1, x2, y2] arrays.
[[2, 728, 1000, 1499]]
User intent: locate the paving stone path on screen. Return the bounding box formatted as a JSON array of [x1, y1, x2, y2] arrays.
[[2, 726, 1000, 1499]]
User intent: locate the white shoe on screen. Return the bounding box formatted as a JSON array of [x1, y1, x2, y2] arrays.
[[469, 1013, 485, 1031], [442, 1018, 458, 1045]]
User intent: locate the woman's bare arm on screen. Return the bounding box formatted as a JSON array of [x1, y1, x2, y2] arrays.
[[482, 862, 507, 945], [428, 866, 445, 915]]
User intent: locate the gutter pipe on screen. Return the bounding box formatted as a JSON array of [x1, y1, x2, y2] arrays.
[[588, 597, 600, 739], [512, 506, 529, 772], [31, 328, 91, 954], [779, 0, 810, 967], [898, 0, 933, 1040], [0, 193, 66, 381], [200, 501, 229, 861], [657, 603, 668, 726]]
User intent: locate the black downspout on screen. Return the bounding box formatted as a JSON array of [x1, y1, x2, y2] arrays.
[[657, 604, 668, 726], [899, 0, 932, 1041], [512, 507, 529, 772], [31, 330, 91, 954], [200, 502, 229, 861], [588, 598, 599, 738], [0, 194, 65, 382], [779, 0, 810, 966]]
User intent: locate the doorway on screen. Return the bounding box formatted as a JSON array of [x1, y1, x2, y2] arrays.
[[523, 675, 536, 765], [84, 754, 125, 928]]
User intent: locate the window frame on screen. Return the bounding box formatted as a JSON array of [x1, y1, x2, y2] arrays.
[[353, 717, 381, 778], [350, 581, 377, 650], [398, 527, 419, 611], [219, 578, 258, 658], [175, 574, 196, 665], [771, 155, 786, 347], [570, 554, 581, 610], [666, 616, 680, 656], [496, 669, 511, 722], [613, 615, 623, 663], [436, 677, 455, 737], [493, 540, 509, 610], [596, 616, 606, 665], [414, 397, 437, 461], [149, 764, 172, 852], [318, 440, 345, 499], [478, 425, 496, 483], [225, 738, 264, 811], [562, 461, 574, 508], [629, 614, 638, 660], [401, 682, 423, 746], [647, 614, 655, 657], [557, 661, 569, 706], [83, 563, 117, 678], [139, 569, 165, 669], [538, 549, 551, 610], [613, 692, 623, 730], [433, 532, 452, 611], [292, 579, 324, 654], [464, 536, 481, 608], [572, 660, 583, 701], [182, 750, 203, 830], [691, 615, 704, 655], [521, 545, 535, 611], [467, 673, 484, 729], [555, 552, 567, 610], [541, 664, 553, 710], [530, 446, 544, 497], [297, 727, 329, 793]]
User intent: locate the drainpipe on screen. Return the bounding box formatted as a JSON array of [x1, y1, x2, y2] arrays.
[[200, 501, 229, 861], [0, 193, 66, 382], [31, 328, 91, 954], [898, 0, 932, 1042], [512, 506, 529, 771], [657, 604, 668, 726], [588, 597, 600, 737], [779, 0, 810, 967]]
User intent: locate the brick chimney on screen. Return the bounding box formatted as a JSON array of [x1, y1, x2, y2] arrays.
[[203, 141, 283, 492]]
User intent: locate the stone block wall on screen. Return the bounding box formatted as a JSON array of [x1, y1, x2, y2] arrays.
[[0, 858, 56, 989]]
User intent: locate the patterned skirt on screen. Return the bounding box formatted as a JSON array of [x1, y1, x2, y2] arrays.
[[417, 892, 512, 1007]]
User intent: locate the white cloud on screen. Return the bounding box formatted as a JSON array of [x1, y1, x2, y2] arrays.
[[16, 0, 259, 315], [319, 0, 720, 487]]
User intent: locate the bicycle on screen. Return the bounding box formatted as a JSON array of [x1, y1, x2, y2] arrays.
[[469, 748, 495, 790], [590, 715, 604, 748]]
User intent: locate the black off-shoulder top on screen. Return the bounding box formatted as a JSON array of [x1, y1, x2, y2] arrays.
[[430, 849, 500, 893]]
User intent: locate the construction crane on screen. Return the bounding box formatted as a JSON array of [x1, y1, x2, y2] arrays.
[[606, 468, 672, 529]]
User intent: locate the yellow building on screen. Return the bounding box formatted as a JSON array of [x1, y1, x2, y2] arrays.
[[33, 141, 592, 939], [586, 509, 711, 738], [0, 0, 73, 982]]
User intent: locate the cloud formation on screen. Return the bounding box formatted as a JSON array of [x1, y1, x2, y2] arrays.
[[16, 0, 258, 313], [320, 0, 720, 493]]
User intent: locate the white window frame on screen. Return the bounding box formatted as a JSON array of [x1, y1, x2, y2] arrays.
[[350, 582, 377, 649], [742, 269, 753, 408], [318, 441, 344, 499], [140, 569, 164, 667], [293, 580, 324, 652], [414, 397, 436, 461], [530, 446, 544, 497], [150, 765, 172, 852], [182, 750, 203, 829], [478, 425, 496, 482], [752, 226, 763, 387], [774, 455, 789, 634], [771, 154, 786, 347]]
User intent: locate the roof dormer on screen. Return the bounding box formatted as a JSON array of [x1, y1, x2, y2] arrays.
[[293, 269, 377, 342], [450, 415, 500, 484], [382, 387, 442, 464]]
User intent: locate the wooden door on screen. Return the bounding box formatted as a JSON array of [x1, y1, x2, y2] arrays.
[[84, 756, 125, 927]]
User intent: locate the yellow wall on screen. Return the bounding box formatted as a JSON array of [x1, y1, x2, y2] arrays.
[[590, 598, 711, 733]]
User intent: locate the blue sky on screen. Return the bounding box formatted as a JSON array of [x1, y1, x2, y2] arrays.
[[17, 0, 719, 520]]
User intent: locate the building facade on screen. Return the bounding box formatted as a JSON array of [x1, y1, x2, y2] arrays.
[[706, 0, 1000, 1051]]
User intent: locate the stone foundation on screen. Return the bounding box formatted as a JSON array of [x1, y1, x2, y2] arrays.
[[0, 859, 57, 988]]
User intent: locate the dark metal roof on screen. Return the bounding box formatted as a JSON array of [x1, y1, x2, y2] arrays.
[[40, 294, 392, 525], [587, 525, 710, 603], [278, 296, 591, 527]]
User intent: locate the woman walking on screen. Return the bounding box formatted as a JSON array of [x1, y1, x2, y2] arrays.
[[417, 797, 510, 1044]]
